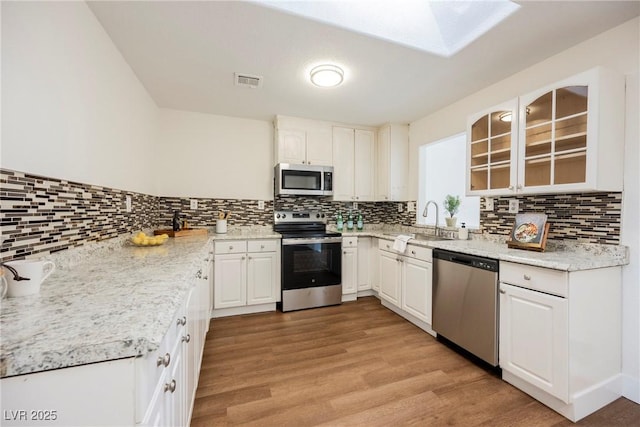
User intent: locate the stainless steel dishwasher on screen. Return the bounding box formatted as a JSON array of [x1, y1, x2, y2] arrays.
[[432, 249, 499, 366]]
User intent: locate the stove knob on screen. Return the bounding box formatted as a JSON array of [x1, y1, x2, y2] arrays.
[[316, 213, 320, 219], [276, 213, 280, 219], [282, 214, 286, 219], [321, 214, 325, 218]]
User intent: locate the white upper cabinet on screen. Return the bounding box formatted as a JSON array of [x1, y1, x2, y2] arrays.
[[332, 126, 375, 201], [274, 116, 333, 166], [466, 67, 625, 196], [467, 99, 519, 195], [377, 124, 409, 201]]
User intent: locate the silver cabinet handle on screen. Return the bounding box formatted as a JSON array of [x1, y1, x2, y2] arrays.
[[164, 379, 176, 393], [242, 256, 246, 260], [509, 185, 514, 190], [229, 246, 233, 250], [343, 251, 347, 255], [203, 275, 208, 280], [260, 245, 265, 250], [177, 316, 187, 326], [411, 250, 416, 255], [517, 184, 523, 190], [524, 274, 531, 280], [499, 289, 506, 294], [386, 244, 390, 249], [182, 334, 191, 343], [156, 352, 171, 367]]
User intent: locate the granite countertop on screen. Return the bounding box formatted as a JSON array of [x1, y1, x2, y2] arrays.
[[338, 226, 628, 272], [0, 227, 282, 378]]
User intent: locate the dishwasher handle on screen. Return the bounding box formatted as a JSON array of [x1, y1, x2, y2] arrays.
[[433, 249, 499, 272]]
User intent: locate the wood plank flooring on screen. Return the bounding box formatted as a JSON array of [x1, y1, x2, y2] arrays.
[[192, 297, 639, 426]]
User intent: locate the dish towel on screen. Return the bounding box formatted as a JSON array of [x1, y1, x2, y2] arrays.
[[392, 235, 413, 253]]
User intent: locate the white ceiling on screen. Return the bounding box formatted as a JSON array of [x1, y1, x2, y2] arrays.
[[87, 1, 639, 127]]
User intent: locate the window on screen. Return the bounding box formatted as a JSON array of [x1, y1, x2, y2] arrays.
[[418, 133, 480, 227]]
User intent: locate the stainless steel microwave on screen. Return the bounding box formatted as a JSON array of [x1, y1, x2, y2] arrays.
[[275, 163, 333, 196]]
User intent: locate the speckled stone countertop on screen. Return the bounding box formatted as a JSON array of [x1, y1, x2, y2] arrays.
[[336, 225, 628, 272], [0, 227, 281, 378]]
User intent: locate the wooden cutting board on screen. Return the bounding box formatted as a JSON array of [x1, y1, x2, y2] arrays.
[[154, 228, 208, 238]]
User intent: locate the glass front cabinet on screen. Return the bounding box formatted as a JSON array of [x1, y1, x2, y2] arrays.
[[466, 67, 625, 196]]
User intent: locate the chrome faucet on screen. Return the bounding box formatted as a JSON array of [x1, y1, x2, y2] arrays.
[[423, 200, 439, 237]]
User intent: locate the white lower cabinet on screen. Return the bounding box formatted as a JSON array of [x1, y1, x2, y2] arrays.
[[499, 261, 622, 422], [1, 271, 210, 427], [357, 237, 372, 291], [213, 239, 280, 316], [378, 241, 433, 327], [500, 282, 568, 401], [342, 237, 358, 297], [401, 256, 432, 324]]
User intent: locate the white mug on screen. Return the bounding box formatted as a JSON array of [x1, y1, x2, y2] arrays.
[[0, 273, 7, 299], [3, 260, 56, 297]]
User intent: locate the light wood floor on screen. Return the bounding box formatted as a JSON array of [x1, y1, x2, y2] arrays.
[[191, 297, 639, 426]]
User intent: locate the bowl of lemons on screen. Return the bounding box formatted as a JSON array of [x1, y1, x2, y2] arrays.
[[130, 231, 169, 247]]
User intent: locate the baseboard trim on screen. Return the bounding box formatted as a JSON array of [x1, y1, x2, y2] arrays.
[[212, 303, 276, 318], [622, 373, 640, 403], [502, 370, 622, 422]]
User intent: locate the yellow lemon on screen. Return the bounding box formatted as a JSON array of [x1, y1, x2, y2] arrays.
[[132, 236, 143, 245]]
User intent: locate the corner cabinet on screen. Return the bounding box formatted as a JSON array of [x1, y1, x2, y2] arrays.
[[467, 67, 625, 196], [376, 124, 409, 201], [332, 126, 375, 201]]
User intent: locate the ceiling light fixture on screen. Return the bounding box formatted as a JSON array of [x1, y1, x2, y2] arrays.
[[498, 107, 530, 122], [310, 64, 344, 87]]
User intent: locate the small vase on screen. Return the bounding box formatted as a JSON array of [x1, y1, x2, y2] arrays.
[[445, 217, 457, 228]]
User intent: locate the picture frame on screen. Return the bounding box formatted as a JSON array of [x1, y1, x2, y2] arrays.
[[506, 213, 550, 252]]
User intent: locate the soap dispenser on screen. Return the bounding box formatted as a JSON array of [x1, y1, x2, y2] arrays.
[[458, 222, 469, 240]]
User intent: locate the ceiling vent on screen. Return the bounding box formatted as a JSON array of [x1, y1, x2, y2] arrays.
[[234, 73, 263, 88]]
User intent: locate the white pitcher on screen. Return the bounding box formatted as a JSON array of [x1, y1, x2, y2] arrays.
[[3, 260, 56, 297]]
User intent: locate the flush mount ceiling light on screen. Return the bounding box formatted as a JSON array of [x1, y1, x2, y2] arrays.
[[310, 64, 344, 87], [255, 0, 520, 57]]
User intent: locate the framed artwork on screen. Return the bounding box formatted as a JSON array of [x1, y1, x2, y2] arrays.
[[506, 213, 550, 252]]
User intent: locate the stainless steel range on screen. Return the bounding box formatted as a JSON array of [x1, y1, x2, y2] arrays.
[[274, 210, 342, 312]]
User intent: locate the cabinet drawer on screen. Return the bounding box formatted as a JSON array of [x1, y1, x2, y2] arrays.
[[378, 239, 394, 252], [247, 239, 278, 253], [342, 237, 358, 248], [500, 261, 568, 297], [405, 244, 432, 261], [215, 240, 247, 254]]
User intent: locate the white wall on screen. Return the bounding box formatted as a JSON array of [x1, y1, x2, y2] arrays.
[[622, 73, 640, 402], [156, 109, 273, 199], [409, 17, 640, 403], [1, 1, 158, 195]]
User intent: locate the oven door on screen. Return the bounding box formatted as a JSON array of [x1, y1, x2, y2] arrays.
[[281, 237, 342, 290]]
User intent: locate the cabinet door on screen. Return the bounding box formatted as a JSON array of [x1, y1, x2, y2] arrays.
[[369, 239, 380, 291], [379, 250, 401, 307], [401, 258, 432, 324], [354, 129, 375, 201], [342, 246, 358, 295], [214, 254, 247, 308], [163, 341, 185, 427], [357, 237, 371, 291], [306, 126, 333, 166], [277, 129, 306, 164], [332, 126, 355, 200], [467, 99, 518, 196], [518, 85, 588, 191], [247, 252, 277, 305], [184, 288, 197, 420], [500, 282, 569, 402]]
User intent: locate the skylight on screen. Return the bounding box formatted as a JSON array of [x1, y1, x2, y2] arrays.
[[254, 0, 520, 57]]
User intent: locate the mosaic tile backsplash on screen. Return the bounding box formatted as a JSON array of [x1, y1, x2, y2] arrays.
[[481, 192, 622, 245], [0, 168, 623, 261]]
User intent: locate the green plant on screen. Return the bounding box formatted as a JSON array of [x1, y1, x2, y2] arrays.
[[443, 195, 461, 218]]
